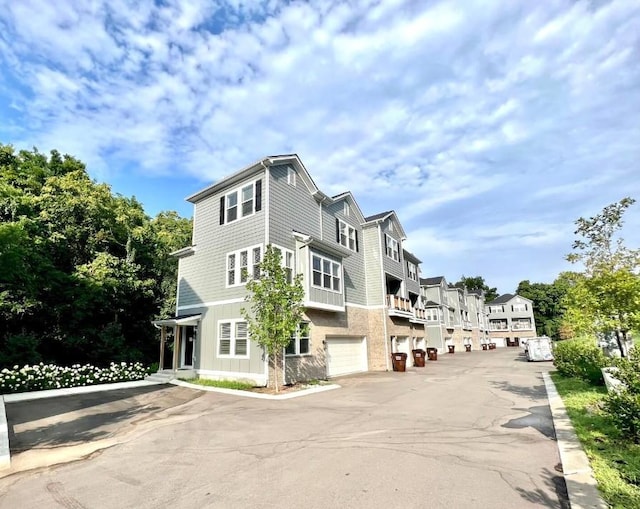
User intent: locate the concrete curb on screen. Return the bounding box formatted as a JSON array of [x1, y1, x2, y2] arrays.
[[0, 396, 10, 470], [2, 380, 164, 404], [542, 373, 608, 509], [170, 379, 341, 400]]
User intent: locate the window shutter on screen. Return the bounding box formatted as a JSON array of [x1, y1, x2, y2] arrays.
[[255, 179, 262, 211], [355, 230, 359, 252], [336, 218, 340, 243], [384, 233, 388, 252], [219, 196, 225, 225]]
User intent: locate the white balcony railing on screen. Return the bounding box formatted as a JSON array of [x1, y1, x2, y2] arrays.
[[511, 323, 533, 330]]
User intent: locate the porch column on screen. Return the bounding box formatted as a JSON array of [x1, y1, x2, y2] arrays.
[[159, 325, 166, 371], [173, 324, 181, 371]]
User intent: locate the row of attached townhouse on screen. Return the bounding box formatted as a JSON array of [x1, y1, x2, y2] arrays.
[[153, 155, 536, 386]]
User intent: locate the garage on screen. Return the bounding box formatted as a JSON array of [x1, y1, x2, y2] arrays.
[[394, 336, 411, 356], [325, 336, 367, 377]]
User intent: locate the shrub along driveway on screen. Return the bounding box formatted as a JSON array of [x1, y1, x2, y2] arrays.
[[0, 349, 568, 509]]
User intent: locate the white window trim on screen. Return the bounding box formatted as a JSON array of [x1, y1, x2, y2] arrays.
[[311, 252, 342, 294], [385, 234, 399, 261], [223, 179, 259, 224], [407, 261, 417, 282], [226, 244, 262, 288], [285, 322, 311, 357], [343, 201, 350, 217], [338, 219, 357, 252], [217, 319, 250, 359], [272, 244, 295, 284], [287, 167, 296, 187]]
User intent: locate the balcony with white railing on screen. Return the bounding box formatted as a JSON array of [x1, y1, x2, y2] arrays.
[[387, 294, 414, 318], [511, 321, 533, 330], [463, 320, 473, 330], [489, 321, 509, 331]]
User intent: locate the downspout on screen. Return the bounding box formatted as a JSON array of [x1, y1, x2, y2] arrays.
[[378, 224, 390, 371], [261, 161, 271, 384]]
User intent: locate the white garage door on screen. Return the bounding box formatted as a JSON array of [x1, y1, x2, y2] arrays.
[[395, 336, 411, 356], [326, 337, 367, 377]]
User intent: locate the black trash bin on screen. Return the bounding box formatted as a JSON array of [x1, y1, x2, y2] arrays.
[[447, 345, 455, 354], [412, 349, 426, 367], [426, 347, 438, 361], [391, 352, 407, 372], [465, 344, 472, 352]]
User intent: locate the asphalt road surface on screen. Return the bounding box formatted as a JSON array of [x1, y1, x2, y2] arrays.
[[0, 348, 568, 509]]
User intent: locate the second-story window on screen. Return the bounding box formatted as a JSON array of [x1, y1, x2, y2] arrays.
[[220, 179, 262, 225], [312, 254, 341, 292], [426, 308, 439, 321], [385, 234, 399, 261], [273, 246, 294, 284], [287, 167, 296, 186], [512, 303, 528, 312], [407, 261, 417, 281], [227, 245, 262, 287], [337, 219, 358, 251]]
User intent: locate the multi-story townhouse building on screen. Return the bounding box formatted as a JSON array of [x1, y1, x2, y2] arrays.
[[154, 155, 427, 386], [466, 290, 490, 347], [420, 276, 455, 353], [486, 294, 537, 346]]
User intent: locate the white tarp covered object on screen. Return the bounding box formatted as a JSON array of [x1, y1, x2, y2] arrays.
[[526, 337, 554, 362]]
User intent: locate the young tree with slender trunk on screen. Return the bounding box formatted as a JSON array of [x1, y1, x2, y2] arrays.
[[564, 198, 640, 357], [242, 245, 305, 392]]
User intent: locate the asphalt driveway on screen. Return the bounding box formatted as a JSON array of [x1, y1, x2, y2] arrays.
[[0, 349, 567, 508]]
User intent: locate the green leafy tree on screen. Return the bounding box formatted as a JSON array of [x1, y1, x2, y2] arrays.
[[516, 275, 572, 339], [0, 143, 192, 368], [242, 245, 305, 392], [564, 197, 640, 357], [454, 275, 498, 302]]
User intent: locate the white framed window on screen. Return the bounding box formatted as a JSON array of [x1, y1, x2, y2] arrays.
[[385, 234, 399, 261], [285, 322, 310, 356], [220, 179, 261, 225], [512, 303, 528, 312], [273, 245, 295, 284], [338, 219, 357, 251], [287, 167, 296, 186], [407, 261, 417, 281], [226, 245, 262, 287], [426, 308, 439, 321], [218, 319, 249, 358], [312, 253, 341, 292], [388, 221, 394, 233], [343, 202, 350, 216]]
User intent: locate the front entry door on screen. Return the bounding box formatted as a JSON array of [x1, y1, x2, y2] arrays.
[[182, 326, 195, 367]]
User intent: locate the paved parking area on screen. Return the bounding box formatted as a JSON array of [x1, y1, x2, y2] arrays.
[[0, 349, 568, 508]]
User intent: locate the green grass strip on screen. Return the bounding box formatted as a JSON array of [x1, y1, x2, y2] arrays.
[[181, 378, 255, 391], [550, 372, 640, 508]]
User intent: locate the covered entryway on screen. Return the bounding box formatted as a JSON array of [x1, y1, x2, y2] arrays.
[[152, 314, 201, 373], [325, 336, 367, 377]]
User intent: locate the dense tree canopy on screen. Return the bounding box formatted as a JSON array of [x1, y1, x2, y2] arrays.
[[0, 144, 192, 368], [516, 276, 571, 340], [453, 275, 498, 302]]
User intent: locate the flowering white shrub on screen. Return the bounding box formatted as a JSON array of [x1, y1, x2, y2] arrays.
[[0, 362, 151, 394]]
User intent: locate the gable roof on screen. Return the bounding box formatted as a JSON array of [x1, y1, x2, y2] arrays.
[[363, 210, 407, 239], [403, 249, 421, 264], [330, 191, 366, 223], [420, 276, 444, 286], [186, 154, 324, 204], [487, 293, 515, 305]]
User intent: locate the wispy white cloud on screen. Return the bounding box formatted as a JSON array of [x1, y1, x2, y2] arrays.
[[1, 0, 639, 291]]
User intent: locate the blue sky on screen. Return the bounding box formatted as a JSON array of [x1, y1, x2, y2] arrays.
[[1, 0, 639, 294]]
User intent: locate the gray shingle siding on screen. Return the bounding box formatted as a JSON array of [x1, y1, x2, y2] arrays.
[[268, 164, 320, 250], [321, 199, 366, 306], [178, 170, 266, 310], [363, 226, 383, 305]]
